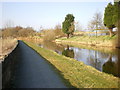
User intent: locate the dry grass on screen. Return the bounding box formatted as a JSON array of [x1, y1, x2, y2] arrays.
[[0, 38, 17, 60]]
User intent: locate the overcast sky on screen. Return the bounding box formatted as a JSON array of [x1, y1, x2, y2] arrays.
[[1, 0, 113, 31]]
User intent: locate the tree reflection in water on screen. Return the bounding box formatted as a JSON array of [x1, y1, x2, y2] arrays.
[[62, 45, 74, 58], [102, 54, 118, 77], [118, 49, 120, 77], [37, 41, 119, 77], [87, 50, 101, 71]]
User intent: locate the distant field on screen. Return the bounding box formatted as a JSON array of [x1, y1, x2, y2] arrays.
[[0, 38, 17, 60]]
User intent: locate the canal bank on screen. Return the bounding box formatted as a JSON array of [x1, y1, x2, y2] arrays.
[[24, 41, 119, 88], [55, 35, 117, 48], [29, 40, 119, 78], [2, 41, 19, 88]]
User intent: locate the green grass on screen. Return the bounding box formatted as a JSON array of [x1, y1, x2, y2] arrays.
[[58, 35, 116, 41], [56, 35, 117, 48], [24, 41, 119, 88]]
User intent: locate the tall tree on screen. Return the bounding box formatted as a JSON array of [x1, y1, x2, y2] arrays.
[[116, 1, 120, 48], [113, 2, 120, 27], [104, 3, 115, 37], [62, 14, 75, 38], [88, 12, 103, 37], [75, 21, 83, 31]]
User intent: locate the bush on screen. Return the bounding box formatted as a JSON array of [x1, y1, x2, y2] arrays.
[[43, 30, 56, 41], [2, 26, 36, 38], [43, 29, 65, 41]]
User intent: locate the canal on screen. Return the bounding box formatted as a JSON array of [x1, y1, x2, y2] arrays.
[[38, 41, 119, 77]]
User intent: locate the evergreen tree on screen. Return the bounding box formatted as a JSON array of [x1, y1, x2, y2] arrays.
[[62, 14, 75, 38], [104, 3, 115, 37], [113, 2, 120, 27]]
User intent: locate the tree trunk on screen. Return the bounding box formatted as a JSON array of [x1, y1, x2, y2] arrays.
[[67, 34, 69, 39], [117, 20, 120, 48], [116, 28, 120, 48], [109, 28, 113, 37], [71, 32, 74, 37], [94, 51, 97, 68], [118, 49, 120, 77], [108, 54, 112, 62], [67, 45, 69, 50]]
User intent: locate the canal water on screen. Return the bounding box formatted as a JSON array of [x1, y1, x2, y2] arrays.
[[39, 41, 119, 77]]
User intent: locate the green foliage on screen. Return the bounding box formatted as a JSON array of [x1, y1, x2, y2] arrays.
[[113, 2, 120, 26], [62, 14, 75, 38], [103, 2, 120, 36], [104, 3, 115, 29], [62, 47, 74, 58], [103, 54, 118, 77], [104, 2, 120, 29]]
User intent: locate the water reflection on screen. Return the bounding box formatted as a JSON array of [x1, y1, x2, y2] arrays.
[[41, 41, 65, 54], [37, 41, 119, 77], [103, 54, 118, 77], [87, 50, 101, 71], [62, 45, 74, 58]]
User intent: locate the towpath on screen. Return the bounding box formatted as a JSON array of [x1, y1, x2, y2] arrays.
[[12, 41, 68, 88]]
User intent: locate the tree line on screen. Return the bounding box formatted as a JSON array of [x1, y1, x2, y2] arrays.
[[2, 26, 36, 38], [1, 1, 120, 45], [62, 1, 120, 38]]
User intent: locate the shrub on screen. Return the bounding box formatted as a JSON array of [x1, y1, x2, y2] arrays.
[[43, 30, 56, 41]]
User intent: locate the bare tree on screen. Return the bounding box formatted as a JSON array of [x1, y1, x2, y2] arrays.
[[39, 25, 43, 32], [88, 12, 104, 37], [54, 23, 61, 30], [75, 21, 83, 31], [54, 24, 64, 38]]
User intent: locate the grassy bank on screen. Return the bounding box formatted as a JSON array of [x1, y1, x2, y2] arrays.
[[24, 41, 119, 88], [56, 35, 117, 48], [56, 41, 117, 55]]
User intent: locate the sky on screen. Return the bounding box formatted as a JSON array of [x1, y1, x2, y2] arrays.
[[1, 0, 114, 31]]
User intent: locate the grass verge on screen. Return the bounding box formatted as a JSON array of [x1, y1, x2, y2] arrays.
[[24, 41, 119, 88], [56, 35, 117, 48]]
